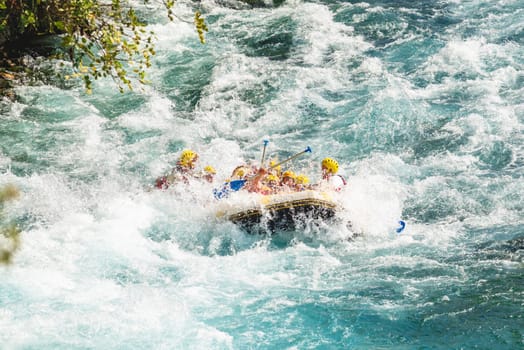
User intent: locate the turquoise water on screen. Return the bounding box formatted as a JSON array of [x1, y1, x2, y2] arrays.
[[1, 0, 523, 348]]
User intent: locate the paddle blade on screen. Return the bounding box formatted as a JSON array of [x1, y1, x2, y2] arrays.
[[396, 220, 406, 233], [229, 179, 247, 191], [213, 180, 247, 199]]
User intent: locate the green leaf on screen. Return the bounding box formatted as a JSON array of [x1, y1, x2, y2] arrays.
[[54, 21, 65, 31]]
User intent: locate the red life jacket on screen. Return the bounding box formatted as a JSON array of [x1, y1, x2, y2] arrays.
[[155, 176, 168, 189]]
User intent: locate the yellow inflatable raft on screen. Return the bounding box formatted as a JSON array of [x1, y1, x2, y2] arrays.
[[216, 190, 338, 232]]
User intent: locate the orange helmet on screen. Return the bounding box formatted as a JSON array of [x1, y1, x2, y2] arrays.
[[282, 170, 295, 179]]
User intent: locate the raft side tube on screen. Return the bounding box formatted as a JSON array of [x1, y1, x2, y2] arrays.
[[228, 196, 338, 233]]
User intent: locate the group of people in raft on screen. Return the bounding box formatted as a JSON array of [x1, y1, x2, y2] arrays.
[[154, 149, 347, 194]]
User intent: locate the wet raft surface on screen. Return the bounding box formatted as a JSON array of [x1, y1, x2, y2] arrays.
[[223, 191, 338, 233]]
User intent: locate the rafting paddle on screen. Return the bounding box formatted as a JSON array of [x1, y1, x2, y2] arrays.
[[213, 146, 313, 199], [269, 146, 312, 169], [260, 139, 269, 167]]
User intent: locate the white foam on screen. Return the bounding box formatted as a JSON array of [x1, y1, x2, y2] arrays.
[[117, 94, 175, 131], [425, 38, 486, 77], [341, 174, 404, 237], [293, 3, 365, 66], [1, 1, 523, 347]]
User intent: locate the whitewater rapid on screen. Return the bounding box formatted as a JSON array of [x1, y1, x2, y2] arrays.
[[1, 0, 523, 348]]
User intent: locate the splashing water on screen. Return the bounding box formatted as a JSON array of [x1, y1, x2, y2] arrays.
[[1, 0, 523, 348]]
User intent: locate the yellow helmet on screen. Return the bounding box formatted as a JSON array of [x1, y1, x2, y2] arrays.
[[204, 165, 216, 174], [179, 149, 198, 166], [266, 174, 279, 182], [296, 174, 309, 184], [282, 170, 295, 179], [232, 166, 247, 178], [269, 159, 282, 173], [321, 157, 339, 174]]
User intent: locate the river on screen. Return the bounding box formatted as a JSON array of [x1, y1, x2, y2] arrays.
[[1, 0, 523, 348]]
